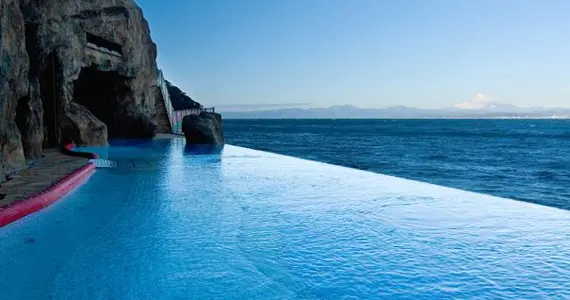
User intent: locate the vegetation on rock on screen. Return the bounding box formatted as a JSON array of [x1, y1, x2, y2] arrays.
[[165, 80, 202, 111]]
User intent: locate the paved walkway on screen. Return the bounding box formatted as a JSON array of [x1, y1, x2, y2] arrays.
[[0, 135, 184, 208], [0, 150, 87, 208]]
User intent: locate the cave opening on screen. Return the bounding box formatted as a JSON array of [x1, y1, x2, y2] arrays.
[[73, 65, 128, 138], [39, 53, 62, 148]]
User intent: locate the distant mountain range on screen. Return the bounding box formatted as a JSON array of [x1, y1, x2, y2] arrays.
[[220, 99, 570, 119]]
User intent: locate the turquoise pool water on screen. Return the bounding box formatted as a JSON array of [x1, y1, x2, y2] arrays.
[[1, 137, 570, 299]]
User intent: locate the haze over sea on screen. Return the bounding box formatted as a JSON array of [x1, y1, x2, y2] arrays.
[[225, 119, 570, 210]]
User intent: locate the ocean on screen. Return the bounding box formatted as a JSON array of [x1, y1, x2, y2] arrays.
[[224, 119, 570, 210]]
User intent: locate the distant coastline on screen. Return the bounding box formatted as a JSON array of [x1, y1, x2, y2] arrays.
[[223, 117, 570, 120], [446, 116, 570, 120], [220, 104, 570, 120]]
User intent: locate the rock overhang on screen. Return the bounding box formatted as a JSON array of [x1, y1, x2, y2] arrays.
[[0, 0, 160, 180]]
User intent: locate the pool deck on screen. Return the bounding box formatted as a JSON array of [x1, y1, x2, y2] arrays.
[[0, 134, 181, 209], [0, 150, 88, 208]]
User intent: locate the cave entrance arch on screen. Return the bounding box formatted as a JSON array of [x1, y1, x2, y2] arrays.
[[73, 65, 128, 138], [40, 53, 62, 148]]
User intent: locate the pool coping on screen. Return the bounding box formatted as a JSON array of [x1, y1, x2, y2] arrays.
[[0, 144, 97, 228]]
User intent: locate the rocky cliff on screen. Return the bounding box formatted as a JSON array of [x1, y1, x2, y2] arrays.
[[166, 80, 202, 110], [0, 0, 159, 179], [0, 0, 29, 178], [182, 112, 224, 146]]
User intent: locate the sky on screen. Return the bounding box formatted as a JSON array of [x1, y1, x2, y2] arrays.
[[136, 0, 570, 110]]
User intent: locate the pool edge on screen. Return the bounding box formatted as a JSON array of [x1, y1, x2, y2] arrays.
[[225, 144, 570, 214], [0, 159, 97, 228]]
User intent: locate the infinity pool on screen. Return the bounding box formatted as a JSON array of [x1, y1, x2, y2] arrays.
[[1, 137, 569, 299]]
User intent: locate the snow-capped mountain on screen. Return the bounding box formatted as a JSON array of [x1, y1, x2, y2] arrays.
[[452, 94, 519, 111], [220, 94, 570, 119]]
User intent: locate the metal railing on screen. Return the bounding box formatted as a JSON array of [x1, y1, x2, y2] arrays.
[[203, 107, 215, 113], [170, 109, 198, 133], [157, 70, 216, 134]]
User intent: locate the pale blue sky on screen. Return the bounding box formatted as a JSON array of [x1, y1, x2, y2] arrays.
[[137, 0, 570, 109]]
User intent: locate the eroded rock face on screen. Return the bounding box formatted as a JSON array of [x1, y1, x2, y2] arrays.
[[0, 0, 159, 180], [61, 102, 107, 146], [182, 112, 224, 146], [0, 0, 29, 177], [20, 0, 159, 148]]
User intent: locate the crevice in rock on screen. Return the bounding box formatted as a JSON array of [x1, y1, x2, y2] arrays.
[[73, 65, 129, 139], [39, 53, 62, 148], [14, 20, 45, 160], [24, 23, 40, 73], [15, 95, 30, 142]]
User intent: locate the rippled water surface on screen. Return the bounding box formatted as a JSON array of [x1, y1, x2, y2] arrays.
[[1, 138, 570, 299], [224, 119, 570, 209]]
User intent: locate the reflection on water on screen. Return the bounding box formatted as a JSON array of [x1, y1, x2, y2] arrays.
[[2, 140, 570, 299], [183, 143, 224, 155]]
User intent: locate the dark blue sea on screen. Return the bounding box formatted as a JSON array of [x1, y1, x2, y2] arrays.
[[224, 119, 570, 210]]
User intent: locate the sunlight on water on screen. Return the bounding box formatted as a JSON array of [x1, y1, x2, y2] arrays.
[[1, 138, 569, 299]]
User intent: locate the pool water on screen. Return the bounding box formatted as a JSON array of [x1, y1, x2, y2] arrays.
[[1, 137, 570, 299]]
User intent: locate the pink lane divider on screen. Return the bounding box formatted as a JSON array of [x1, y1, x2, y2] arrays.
[[0, 162, 97, 228]]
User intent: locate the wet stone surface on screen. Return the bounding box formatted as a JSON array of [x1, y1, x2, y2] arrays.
[[0, 149, 87, 208]]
